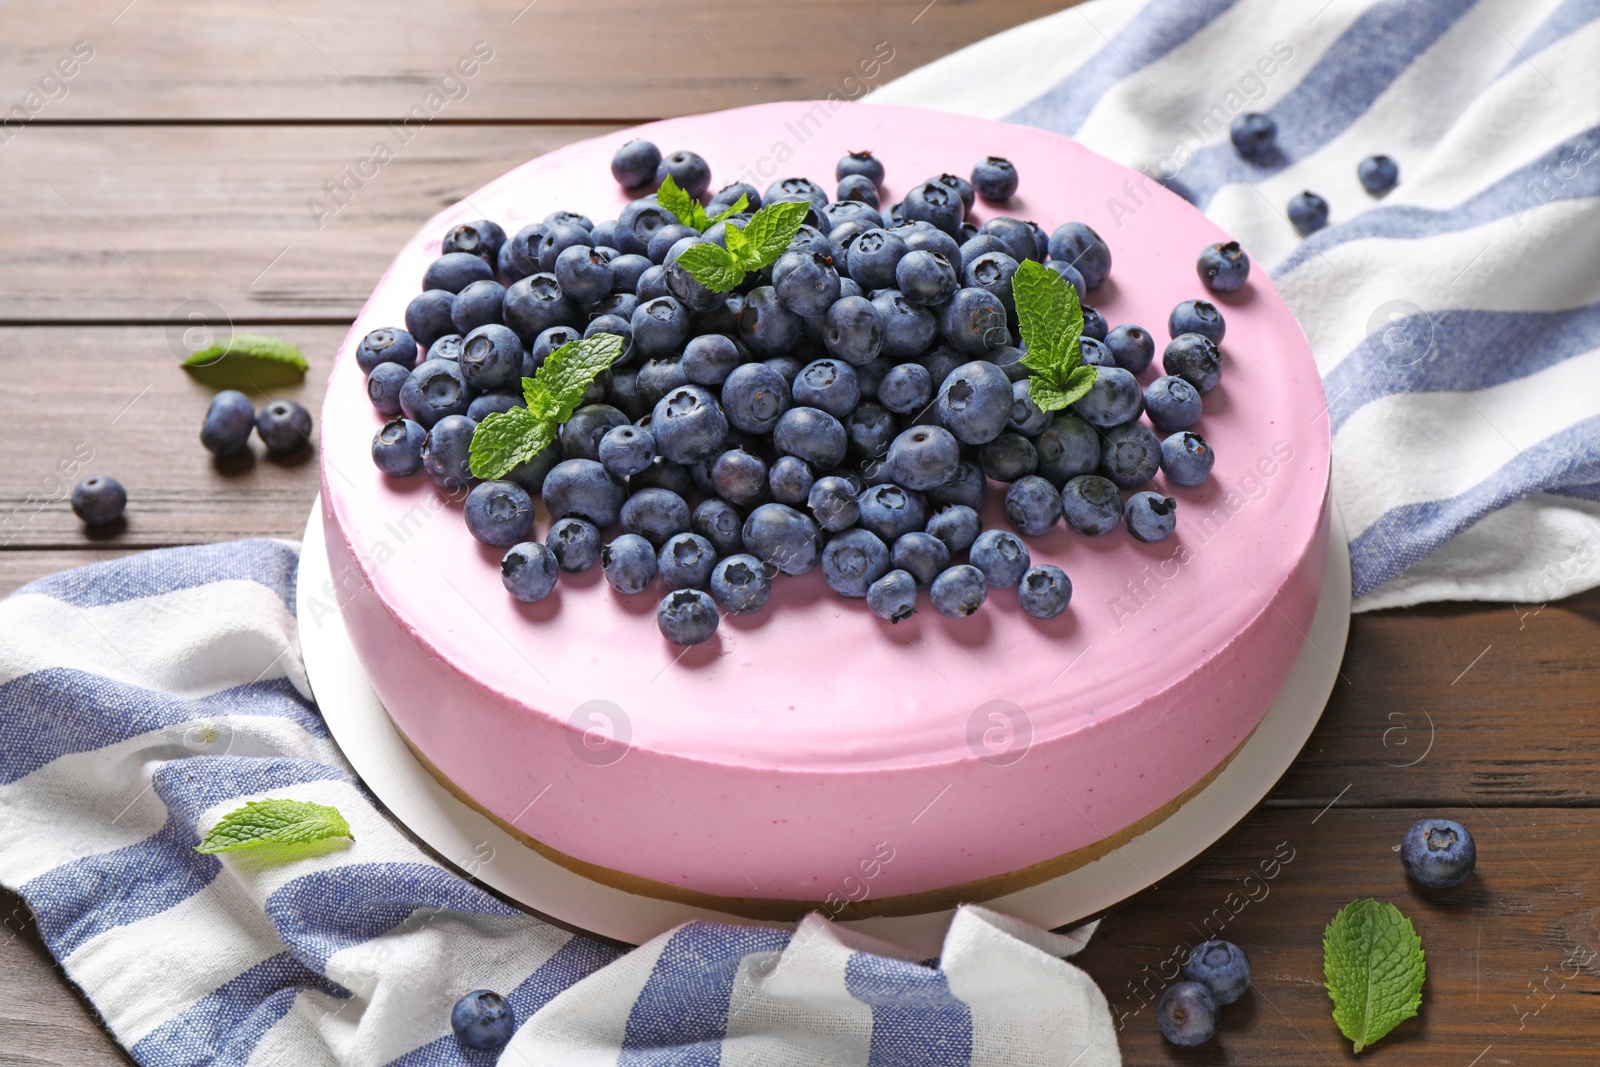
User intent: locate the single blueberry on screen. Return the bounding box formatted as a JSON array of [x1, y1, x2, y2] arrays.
[[1075, 337, 1115, 370], [460, 324, 524, 392], [466, 391, 521, 421], [658, 531, 718, 590], [559, 404, 629, 463], [621, 487, 691, 547], [963, 251, 1019, 319], [1072, 366, 1144, 428], [768, 454, 814, 505], [652, 384, 729, 464], [530, 326, 583, 372], [836, 150, 885, 186], [721, 363, 792, 434], [793, 359, 860, 420], [710, 553, 772, 614], [1080, 304, 1108, 342], [886, 425, 960, 492], [502, 224, 546, 280], [442, 219, 507, 263], [742, 503, 821, 575], [1047, 222, 1112, 289], [681, 334, 743, 387], [1061, 474, 1125, 536], [773, 251, 842, 318], [548, 516, 602, 572], [971, 156, 1019, 202], [1018, 564, 1072, 619], [598, 424, 656, 478], [657, 587, 719, 645], [256, 399, 313, 455], [405, 289, 458, 348], [636, 357, 690, 409], [542, 458, 625, 526], [611, 139, 662, 189], [451, 989, 515, 1053], [1160, 430, 1216, 488], [602, 533, 659, 594], [554, 244, 614, 304], [939, 288, 1010, 356], [900, 180, 965, 237], [501, 543, 558, 603], [934, 172, 977, 213], [463, 480, 535, 548], [926, 460, 987, 509], [1104, 324, 1155, 374], [979, 432, 1038, 482], [867, 569, 919, 622], [847, 228, 911, 292], [857, 483, 927, 542], [890, 531, 950, 587], [878, 363, 933, 416], [821, 527, 891, 598], [895, 249, 960, 307], [822, 295, 885, 366], [807, 474, 861, 533], [970, 529, 1031, 588], [421, 414, 477, 491], [1123, 491, 1177, 542], [656, 149, 712, 199], [631, 295, 693, 359], [710, 448, 769, 506], [708, 180, 762, 214], [1158, 982, 1217, 1047], [692, 497, 745, 556], [451, 278, 507, 334], [836, 173, 880, 207], [738, 286, 803, 357], [1184, 940, 1251, 1005], [400, 359, 472, 428], [1163, 334, 1224, 394], [427, 333, 465, 363], [1144, 376, 1203, 434], [1229, 112, 1278, 160], [1401, 817, 1477, 888], [1035, 414, 1102, 486], [371, 418, 427, 477], [977, 216, 1035, 263], [931, 564, 988, 618], [502, 273, 574, 345], [356, 327, 417, 374], [1004, 475, 1062, 537], [1008, 379, 1050, 436], [1288, 191, 1330, 237], [1359, 154, 1399, 194], [773, 407, 848, 469], [1168, 299, 1225, 344], [202, 390, 256, 457], [1197, 240, 1250, 293], [926, 504, 981, 555], [937, 360, 1013, 444], [1045, 260, 1086, 299], [71, 477, 126, 526], [1099, 422, 1162, 488], [424, 252, 494, 294]]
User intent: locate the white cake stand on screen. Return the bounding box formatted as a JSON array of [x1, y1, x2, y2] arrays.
[[298, 498, 1350, 958]]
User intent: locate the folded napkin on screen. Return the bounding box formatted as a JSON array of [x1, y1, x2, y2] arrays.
[[870, 0, 1600, 611], [0, 542, 1120, 1066]]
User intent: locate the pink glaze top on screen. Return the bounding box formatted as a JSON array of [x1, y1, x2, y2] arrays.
[[320, 102, 1330, 902]]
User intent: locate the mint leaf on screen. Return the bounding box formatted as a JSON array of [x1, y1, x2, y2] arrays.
[[1012, 259, 1094, 411], [722, 222, 753, 265], [469, 406, 555, 480], [470, 334, 622, 479], [708, 195, 748, 226], [1323, 898, 1426, 1053], [532, 333, 624, 421], [675, 242, 747, 293], [181, 333, 308, 388], [737, 199, 811, 269], [196, 799, 351, 854], [655, 174, 708, 232]]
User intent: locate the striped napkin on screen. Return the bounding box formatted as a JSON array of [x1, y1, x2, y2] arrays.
[[0, 542, 1120, 1066], [871, 0, 1600, 611]]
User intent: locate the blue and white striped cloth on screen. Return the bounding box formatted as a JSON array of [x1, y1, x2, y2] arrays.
[[0, 542, 1120, 1066], [871, 0, 1600, 610]]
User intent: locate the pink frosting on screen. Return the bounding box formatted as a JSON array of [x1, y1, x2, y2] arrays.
[[320, 101, 1330, 902]]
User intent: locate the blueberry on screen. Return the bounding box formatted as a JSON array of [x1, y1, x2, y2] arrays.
[[421, 414, 477, 491], [1359, 154, 1399, 194], [768, 455, 814, 505], [459, 324, 524, 392], [807, 475, 861, 533], [708, 181, 762, 214], [598, 424, 656, 478], [1006, 380, 1049, 437], [1163, 334, 1223, 394], [657, 587, 720, 645], [867, 570, 919, 622], [635, 264, 671, 301], [451, 279, 507, 334], [821, 528, 891, 598], [742, 503, 821, 575], [542, 458, 625, 526], [616, 197, 677, 257], [405, 289, 458, 348], [621, 487, 691, 547], [504, 441, 563, 495], [836, 150, 885, 185], [763, 355, 803, 386], [602, 533, 659, 594], [1144, 377, 1202, 434], [708, 553, 771, 614], [609, 253, 653, 294], [1002, 476, 1061, 537], [612, 139, 662, 188], [503, 225, 546, 280], [939, 288, 1010, 356], [1075, 337, 1114, 370], [559, 404, 628, 463], [937, 360, 1013, 444], [545, 516, 600, 572], [1099, 422, 1161, 488], [451, 989, 515, 1053], [428, 334, 466, 363], [920, 344, 965, 390], [1061, 474, 1124, 536], [926, 460, 987, 509], [959, 234, 1008, 273], [978, 216, 1037, 265], [931, 564, 987, 618], [1104, 324, 1155, 374], [1168, 300, 1224, 344], [1123, 491, 1177, 542], [554, 244, 614, 304], [256, 399, 313, 455], [817, 296, 882, 366], [765, 176, 829, 213], [890, 531, 949, 587], [1035, 415, 1101, 485], [1047, 223, 1111, 289], [857, 483, 927, 541], [848, 403, 898, 464], [1072, 366, 1144, 427], [201, 389, 256, 457], [467, 392, 522, 421], [442, 219, 507, 263], [503, 274, 574, 345], [424, 252, 494, 294], [692, 497, 745, 556], [1197, 241, 1250, 293], [460, 480, 533, 547], [1400, 817, 1477, 888], [772, 251, 841, 318], [979, 432, 1037, 482], [1080, 304, 1108, 342], [647, 225, 698, 266], [962, 251, 1020, 319], [739, 286, 802, 357], [356, 327, 417, 374], [71, 477, 126, 526], [1184, 940, 1251, 1005], [895, 250, 959, 307], [836, 173, 880, 207], [971, 156, 1019, 202], [1164, 428, 1209, 489], [371, 417, 427, 476], [531, 325, 582, 371], [793, 359, 860, 420], [934, 172, 977, 213], [1158, 981, 1217, 1047], [886, 425, 960, 491], [710, 448, 768, 506], [900, 180, 965, 237], [1288, 191, 1330, 236], [969, 529, 1030, 588], [900, 223, 963, 266], [631, 296, 692, 359], [1045, 260, 1087, 299], [846, 228, 909, 291], [721, 363, 792, 434], [398, 360, 469, 429], [1018, 564, 1072, 619], [657, 150, 712, 199], [1229, 112, 1278, 160], [501, 542, 558, 602], [773, 407, 847, 469], [680, 334, 742, 387], [926, 504, 981, 554], [655, 531, 715, 590], [636, 358, 690, 409], [652, 385, 729, 464]]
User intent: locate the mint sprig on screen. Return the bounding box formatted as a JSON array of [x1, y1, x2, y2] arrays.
[[469, 333, 624, 479], [1014, 259, 1096, 412], [655, 173, 746, 234], [1323, 898, 1426, 1053], [672, 199, 812, 294], [196, 799, 352, 855], [181, 333, 308, 388]]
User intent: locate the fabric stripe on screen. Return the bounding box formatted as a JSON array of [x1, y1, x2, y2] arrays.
[[16, 540, 299, 612], [844, 953, 974, 1067], [1499, 0, 1600, 77]]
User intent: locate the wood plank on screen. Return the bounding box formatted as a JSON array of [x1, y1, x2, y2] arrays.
[[0, 0, 1067, 122]]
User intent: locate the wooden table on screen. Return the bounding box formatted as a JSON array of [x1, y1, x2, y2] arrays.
[[2, 2, 1596, 1063]]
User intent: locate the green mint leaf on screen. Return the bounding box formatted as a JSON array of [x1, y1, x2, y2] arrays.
[[1029, 379, 1079, 413], [181, 333, 308, 388], [470, 406, 555, 479], [675, 242, 747, 293], [1324, 898, 1426, 1054], [655, 174, 709, 232], [196, 799, 351, 855], [1013, 260, 1073, 370], [737, 199, 811, 270], [1058, 363, 1098, 408], [708, 195, 748, 226], [722, 222, 752, 265], [533, 333, 625, 422]]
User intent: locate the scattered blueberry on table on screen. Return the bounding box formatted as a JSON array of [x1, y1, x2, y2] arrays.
[[1229, 112, 1278, 161], [71, 477, 126, 526], [1358, 153, 1400, 194], [1400, 817, 1476, 888], [1158, 980, 1218, 1046], [1288, 190, 1330, 236], [450, 989, 515, 1052]]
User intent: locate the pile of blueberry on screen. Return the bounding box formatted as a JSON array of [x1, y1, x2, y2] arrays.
[[359, 140, 1238, 645], [1230, 112, 1400, 236]]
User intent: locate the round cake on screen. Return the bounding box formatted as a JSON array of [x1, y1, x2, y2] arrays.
[[318, 101, 1330, 920]]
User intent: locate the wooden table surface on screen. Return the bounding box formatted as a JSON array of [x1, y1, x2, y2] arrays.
[[2, 2, 1597, 1063]]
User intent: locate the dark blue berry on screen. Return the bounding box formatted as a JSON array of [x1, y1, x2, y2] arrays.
[[1061, 474, 1124, 536], [773, 252, 841, 318], [554, 244, 614, 303], [1104, 324, 1155, 373], [773, 407, 847, 469], [442, 220, 507, 263], [466, 392, 522, 421], [886, 425, 960, 491], [978, 432, 1037, 482], [1359, 154, 1399, 194], [542, 459, 625, 526], [878, 363, 933, 416], [710, 553, 772, 614], [867, 569, 919, 622], [1073, 366, 1144, 427], [598, 424, 656, 478], [1168, 299, 1224, 343], [1035, 415, 1100, 485], [1123, 491, 1177, 542], [371, 418, 427, 477], [548, 516, 602, 572], [742, 503, 821, 575], [738, 286, 802, 357], [1018, 564, 1072, 619], [202, 390, 256, 457], [931, 564, 987, 617], [459, 324, 524, 392], [559, 404, 628, 463], [652, 384, 729, 464], [657, 531, 717, 590], [424, 252, 494, 294], [501, 542, 558, 602], [926, 460, 987, 509], [602, 533, 658, 594], [970, 529, 1030, 588], [1076, 337, 1114, 369], [857, 483, 926, 541], [1004, 475, 1062, 536], [451, 279, 506, 334], [1400, 817, 1476, 888], [1080, 304, 1107, 342], [1144, 376, 1202, 434], [611, 139, 662, 189], [846, 228, 910, 291], [836, 173, 880, 207], [356, 327, 417, 374], [400, 360, 471, 428], [1158, 981, 1217, 1047], [822, 295, 885, 366], [681, 334, 743, 387], [656, 150, 712, 199], [1184, 940, 1251, 1005], [939, 288, 1009, 356], [420, 414, 476, 491], [1288, 191, 1330, 236], [721, 363, 792, 434], [451, 990, 514, 1053], [1229, 112, 1277, 161], [621, 487, 691, 547], [71, 477, 126, 526], [926, 504, 981, 555], [256, 399, 312, 455], [692, 497, 745, 556], [971, 156, 1019, 202], [767, 455, 814, 505], [792, 359, 860, 420], [503, 274, 574, 345], [1008, 380, 1050, 436], [1099, 422, 1161, 488], [895, 250, 959, 306], [1047, 223, 1111, 289], [978, 216, 1037, 264], [1162, 334, 1223, 393], [807, 475, 861, 533], [632, 296, 692, 359], [890, 531, 949, 587], [1197, 241, 1249, 293], [938, 360, 1014, 444], [710, 448, 768, 506], [658, 587, 719, 645], [821, 527, 891, 598], [901, 180, 964, 237], [405, 289, 457, 348], [463, 480, 535, 547], [836, 150, 885, 186]]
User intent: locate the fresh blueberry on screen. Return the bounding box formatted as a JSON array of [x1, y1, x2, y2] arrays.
[[766, 176, 829, 213], [621, 487, 691, 547], [1158, 981, 1217, 1047], [590, 220, 616, 248], [857, 483, 927, 541], [820, 295, 883, 366], [635, 264, 671, 302], [467, 392, 522, 421], [356, 327, 417, 374], [1144, 376, 1202, 434], [421, 414, 477, 491], [939, 288, 1010, 356], [1099, 422, 1161, 488], [657, 531, 717, 590], [428, 334, 466, 363], [768, 455, 814, 505], [1004, 381, 1048, 438], [1004, 476, 1062, 537], [1168, 300, 1224, 345], [836, 150, 885, 186], [1184, 940, 1251, 1005], [657, 150, 712, 199], [847, 402, 898, 462], [598, 424, 656, 478], [931, 564, 988, 618], [658, 587, 719, 645], [1076, 336, 1115, 369], [1230, 112, 1278, 161], [710, 448, 768, 506], [256, 399, 312, 455], [1047, 222, 1111, 289], [822, 528, 891, 598], [1104, 324, 1155, 373], [442, 219, 507, 263], [836, 173, 880, 207], [1123, 491, 1177, 542], [1400, 817, 1477, 888], [503, 225, 546, 280], [710, 553, 772, 614], [773, 407, 848, 469], [978, 432, 1038, 482], [647, 225, 698, 266], [542, 458, 625, 526], [937, 360, 1013, 444], [1061, 474, 1125, 536], [962, 251, 1020, 319], [612, 139, 662, 188], [926, 460, 987, 509], [772, 251, 841, 318], [807, 474, 861, 532], [424, 252, 494, 294], [615, 197, 676, 258], [867, 569, 919, 622], [559, 404, 628, 463], [608, 253, 653, 294], [504, 441, 563, 496], [891, 531, 950, 587], [708, 181, 762, 214], [680, 334, 742, 387], [793, 359, 860, 420], [201, 389, 256, 457], [451, 279, 506, 334], [1080, 304, 1107, 342], [451, 989, 514, 1053], [1163, 334, 1224, 393], [1359, 154, 1399, 194], [693, 497, 745, 556], [602, 532, 659, 594], [464, 480, 535, 547], [959, 234, 1008, 273], [970, 529, 1030, 588], [1071, 366, 1144, 428], [887, 425, 961, 491], [900, 223, 963, 265], [530, 325, 582, 371], [405, 289, 458, 348], [920, 344, 965, 390], [554, 244, 614, 304], [635, 358, 690, 409], [631, 296, 692, 359], [1288, 191, 1330, 236], [721, 363, 792, 434], [876, 364, 932, 417], [872, 290, 938, 359], [978, 216, 1036, 264], [739, 286, 803, 357], [371, 418, 427, 476], [548, 516, 602, 572], [895, 250, 959, 307], [846, 228, 910, 291], [501, 542, 558, 602], [652, 385, 729, 464], [71, 477, 126, 526], [1035, 414, 1101, 485], [503, 274, 574, 345], [1197, 241, 1250, 293], [926, 504, 981, 555], [1045, 260, 1087, 300], [742, 503, 821, 575], [971, 156, 1019, 202], [1018, 564, 1072, 619], [934, 172, 977, 213], [900, 180, 965, 237], [459, 324, 523, 392]]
